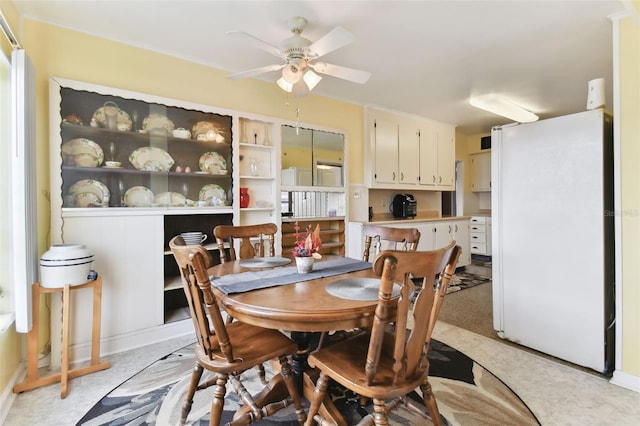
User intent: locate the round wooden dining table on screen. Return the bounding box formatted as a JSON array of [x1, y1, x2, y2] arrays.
[[208, 256, 389, 425]]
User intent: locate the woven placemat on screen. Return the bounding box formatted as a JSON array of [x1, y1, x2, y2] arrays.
[[325, 277, 400, 301]]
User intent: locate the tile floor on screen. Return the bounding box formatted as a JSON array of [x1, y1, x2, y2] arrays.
[[4, 324, 640, 425]]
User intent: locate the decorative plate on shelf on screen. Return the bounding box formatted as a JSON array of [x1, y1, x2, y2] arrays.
[[124, 186, 154, 207], [62, 138, 104, 167], [153, 191, 186, 207], [198, 152, 227, 174], [142, 113, 175, 132], [198, 184, 227, 203], [69, 179, 110, 206], [129, 147, 174, 172], [92, 105, 132, 130]]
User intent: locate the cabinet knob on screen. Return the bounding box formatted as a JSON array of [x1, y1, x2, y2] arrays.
[[400, 172, 404, 181], [432, 175, 436, 183], [392, 172, 396, 181]]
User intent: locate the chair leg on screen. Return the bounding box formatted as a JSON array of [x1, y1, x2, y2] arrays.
[[278, 355, 307, 424], [421, 379, 443, 426], [371, 398, 389, 426], [304, 372, 330, 426], [257, 363, 268, 385], [209, 373, 229, 426], [181, 362, 204, 425]]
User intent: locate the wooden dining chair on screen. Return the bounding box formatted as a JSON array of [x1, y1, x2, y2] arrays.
[[170, 236, 306, 426], [305, 241, 461, 426], [214, 223, 277, 263], [362, 224, 421, 261]]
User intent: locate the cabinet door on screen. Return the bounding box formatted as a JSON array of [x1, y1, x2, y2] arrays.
[[470, 151, 491, 191], [434, 221, 454, 250], [398, 117, 420, 185], [437, 124, 456, 189], [61, 214, 164, 343], [452, 219, 471, 267], [419, 122, 438, 187], [373, 117, 399, 184]]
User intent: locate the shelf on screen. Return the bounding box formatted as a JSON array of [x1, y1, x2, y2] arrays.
[[62, 123, 232, 150], [239, 175, 274, 180], [240, 207, 275, 212], [239, 142, 272, 150], [164, 275, 182, 291], [62, 165, 231, 179]]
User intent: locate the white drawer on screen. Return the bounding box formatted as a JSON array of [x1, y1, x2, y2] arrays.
[[470, 233, 486, 243], [470, 216, 487, 224], [471, 243, 487, 254], [470, 224, 486, 233]]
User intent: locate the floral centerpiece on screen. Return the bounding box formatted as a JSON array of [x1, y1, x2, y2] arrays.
[[292, 222, 322, 273], [292, 222, 322, 259]]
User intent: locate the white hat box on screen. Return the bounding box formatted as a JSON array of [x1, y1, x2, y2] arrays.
[[40, 244, 95, 288]]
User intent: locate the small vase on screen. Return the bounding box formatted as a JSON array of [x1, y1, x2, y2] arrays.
[[295, 256, 314, 274], [239, 187, 250, 208]]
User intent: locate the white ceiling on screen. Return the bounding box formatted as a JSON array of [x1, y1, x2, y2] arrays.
[[12, 0, 628, 134]]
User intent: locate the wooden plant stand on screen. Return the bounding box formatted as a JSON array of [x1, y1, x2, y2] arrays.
[[13, 277, 110, 398]]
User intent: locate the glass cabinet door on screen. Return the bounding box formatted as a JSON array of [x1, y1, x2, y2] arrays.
[[58, 87, 233, 209]]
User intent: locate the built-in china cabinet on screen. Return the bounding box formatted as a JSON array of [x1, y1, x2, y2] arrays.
[[48, 77, 347, 362]]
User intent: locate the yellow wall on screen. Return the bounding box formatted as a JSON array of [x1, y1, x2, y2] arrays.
[[619, 14, 640, 375]]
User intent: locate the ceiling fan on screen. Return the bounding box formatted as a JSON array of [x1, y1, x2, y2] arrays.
[[227, 17, 371, 97]]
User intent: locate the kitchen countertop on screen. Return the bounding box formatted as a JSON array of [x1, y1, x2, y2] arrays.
[[367, 211, 471, 225]]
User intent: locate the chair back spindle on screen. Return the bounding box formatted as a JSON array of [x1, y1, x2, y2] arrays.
[[214, 223, 277, 263]]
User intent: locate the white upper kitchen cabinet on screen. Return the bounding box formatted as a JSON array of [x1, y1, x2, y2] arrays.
[[370, 110, 399, 185], [420, 121, 455, 190], [397, 115, 420, 185], [470, 151, 491, 191], [365, 106, 455, 191]]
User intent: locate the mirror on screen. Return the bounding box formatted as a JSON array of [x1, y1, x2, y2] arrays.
[[281, 125, 344, 187]]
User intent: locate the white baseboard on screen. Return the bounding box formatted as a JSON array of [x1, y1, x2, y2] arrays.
[[610, 369, 640, 393], [0, 362, 25, 425], [50, 319, 194, 369]]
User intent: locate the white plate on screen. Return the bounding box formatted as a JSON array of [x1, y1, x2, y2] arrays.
[[239, 257, 292, 268], [142, 113, 175, 131], [129, 147, 174, 172], [153, 191, 186, 206], [124, 186, 154, 207], [69, 179, 110, 206], [198, 152, 227, 174], [74, 192, 102, 207], [325, 278, 401, 301], [62, 138, 104, 167], [199, 184, 227, 203], [92, 105, 132, 130]]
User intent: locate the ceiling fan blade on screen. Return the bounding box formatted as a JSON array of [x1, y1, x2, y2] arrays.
[[310, 62, 371, 84], [227, 64, 284, 80], [308, 26, 355, 58], [226, 30, 286, 59]]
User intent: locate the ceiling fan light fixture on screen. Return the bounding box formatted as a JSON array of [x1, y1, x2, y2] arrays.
[[469, 94, 539, 123], [303, 69, 322, 91], [282, 64, 301, 84], [277, 77, 293, 92]]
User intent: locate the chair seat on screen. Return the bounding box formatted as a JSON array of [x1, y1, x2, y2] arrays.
[[309, 332, 425, 400], [197, 322, 299, 374]]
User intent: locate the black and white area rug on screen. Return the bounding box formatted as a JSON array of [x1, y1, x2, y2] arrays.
[[77, 339, 539, 425]]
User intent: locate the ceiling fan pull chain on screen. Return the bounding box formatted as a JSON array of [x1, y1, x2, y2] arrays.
[[295, 106, 301, 135]]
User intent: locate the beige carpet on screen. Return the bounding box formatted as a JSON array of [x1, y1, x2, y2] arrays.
[[438, 263, 499, 341]]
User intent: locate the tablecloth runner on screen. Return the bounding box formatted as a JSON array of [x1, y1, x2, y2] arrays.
[[211, 257, 373, 294]]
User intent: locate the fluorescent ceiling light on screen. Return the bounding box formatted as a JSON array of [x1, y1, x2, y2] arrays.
[[469, 94, 538, 123]]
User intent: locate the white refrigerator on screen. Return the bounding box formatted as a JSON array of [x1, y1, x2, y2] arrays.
[[491, 109, 615, 374]]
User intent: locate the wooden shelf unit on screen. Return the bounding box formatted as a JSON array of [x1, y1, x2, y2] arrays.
[[281, 217, 345, 259]]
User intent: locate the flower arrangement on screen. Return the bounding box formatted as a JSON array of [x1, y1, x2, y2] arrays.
[[292, 222, 322, 259]]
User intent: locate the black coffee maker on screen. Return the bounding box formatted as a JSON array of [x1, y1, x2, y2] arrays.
[[391, 194, 417, 218]]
